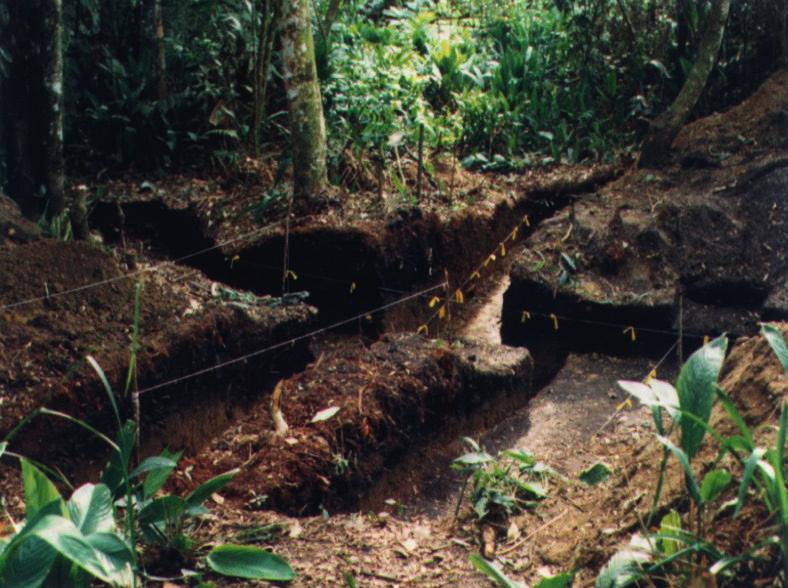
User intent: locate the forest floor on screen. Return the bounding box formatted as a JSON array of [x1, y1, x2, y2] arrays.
[[0, 71, 786, 586]]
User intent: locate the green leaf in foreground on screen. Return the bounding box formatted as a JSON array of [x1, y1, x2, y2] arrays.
[[469, 553, 525, 588], [699, 469, 732, 504], [206, 544, 295, 581], [595, 535, 652, 588], [761, 323, 788, 374], [534, 571, 574, 588], [676, 335, 727, 460], [579, 462, 612, 485]]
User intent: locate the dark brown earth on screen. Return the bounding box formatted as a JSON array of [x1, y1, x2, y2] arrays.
[[502, 71, 788, 378], [0, 71, 786, 588]]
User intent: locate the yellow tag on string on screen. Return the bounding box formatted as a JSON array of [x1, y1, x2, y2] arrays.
[[417, 324, 428, 335], [644, 369, 657, 384], [549, 313, 559, 330], [703, 335, 710, 346], [285, 270, 298, 281], [500, 243, 507, 257], [523, 214, 531, 227], [428, 296, 441, 308], [349, 281, 357, 294], [510, 227, 519, 241], [623, 326, 637, 342], [617, 398, 633, 410], [483, 254, 496, 267], [438, 305, 447, 320], [521, 310, 531, 323], [455, 289, 465, 304], [471, 271, 481, 280]]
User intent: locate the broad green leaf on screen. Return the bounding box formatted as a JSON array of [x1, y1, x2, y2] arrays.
[[676, 335, 728, 459], [84, 532, 134, 586], [0, 536, 56, 588], [658, 510, 681, 557], [16, 515, 123, 585], [132, 450, 181, 499], [700, 469, 732, 504], [595, 537, 651, 588], [656, 436, 701, 506], [186, 470, 238, 514], [0, 442, 6, 459], [452, 452, 494, 467], [515, 480, 547, 499], [733, 447, 766, 518], [501, 449, 536, 467], [716, 387, 754, 451], [206, 544, 295, 581], [469, 553, 525, 588], [534, 572, 574, 588], [67, 484, 114, 535], [101, 420, 136, 498], [21, 460, 65, 519], [579, 462, 612, 485], [761, 323, 788, 373], [138, 495, 186, 526], [310, 406, 340, 423]]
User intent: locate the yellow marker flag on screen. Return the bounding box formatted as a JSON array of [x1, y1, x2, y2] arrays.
[[521, 310, 531, 323], [623, 326, 637, 342], [616, 398, 633, 411], [455, 289, 465, 304], [483, 254, 496, 267], [703, 335, 710, 346], [438, 305, 447, 320], [510, 227, 519, 241], [417, 324, 429, 335], [644, 369, 657, 384], [549, 313, 559, 330], [471, 271, 481, 280], [500, 243, 506, 257], [349, 281, 357, 294], [523, 214, 531, 227], [428, 296, 441, 308], [286, 270, 298, 280]]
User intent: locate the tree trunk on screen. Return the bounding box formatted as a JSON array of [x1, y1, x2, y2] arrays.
[[279, 0, 328, 201], [1, 0, 65, 221], [252, 0, 278, 156], [41, 0, 65, 218], [153, 0, 167, 99], [639, 0, 732, 168]]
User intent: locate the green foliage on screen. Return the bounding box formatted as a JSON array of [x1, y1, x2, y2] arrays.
[[469, 553, 525, 588], [452, 440, 549, 521], [206, 544, 295, 581], [602, 329, 788, 585]]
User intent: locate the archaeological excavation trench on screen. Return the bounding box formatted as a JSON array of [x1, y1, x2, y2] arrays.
[[3, 79, 788, 520]]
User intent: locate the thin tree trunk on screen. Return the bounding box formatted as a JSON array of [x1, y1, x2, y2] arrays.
[[639, 0, 732, 168], [323, 0, 342, 37], [253, 0, 277, 156], [153, 0, 167, 99], [41, 0, 65, 218], [279, 0, 328, 201]]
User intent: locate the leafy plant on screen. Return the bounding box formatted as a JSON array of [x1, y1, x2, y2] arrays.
[[452, 438, 549, 522], [599, 327, 788, 585]]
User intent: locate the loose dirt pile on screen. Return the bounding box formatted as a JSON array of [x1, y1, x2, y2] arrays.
[[502, 70, 788, 373], [179, 334, 533, 515]]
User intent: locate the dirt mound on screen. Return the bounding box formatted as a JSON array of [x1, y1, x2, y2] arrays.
[[502, 70, 788, 372], [0, 239, 316, 474], [178, 335, 533, 515]]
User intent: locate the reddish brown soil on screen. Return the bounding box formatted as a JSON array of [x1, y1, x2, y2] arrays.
[[177, 334, 532, 515]]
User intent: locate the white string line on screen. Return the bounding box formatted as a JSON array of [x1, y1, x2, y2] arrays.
[[0, 225, 275, 312], [136, 281, 448, 396]]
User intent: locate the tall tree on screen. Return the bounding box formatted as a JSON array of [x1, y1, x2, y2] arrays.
[[279, 0, 328, 200], [153, 0, 167, 99], [1, 0, 65, 220], [639, 0, 732, 168]]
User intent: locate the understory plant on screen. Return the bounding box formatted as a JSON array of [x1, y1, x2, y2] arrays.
[[0, 287, 295, 586], [452, 437, 549, 522], [597, 326, 788, 587]]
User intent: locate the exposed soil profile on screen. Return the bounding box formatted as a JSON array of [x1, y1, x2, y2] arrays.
[[0, 70, 786, 588]]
